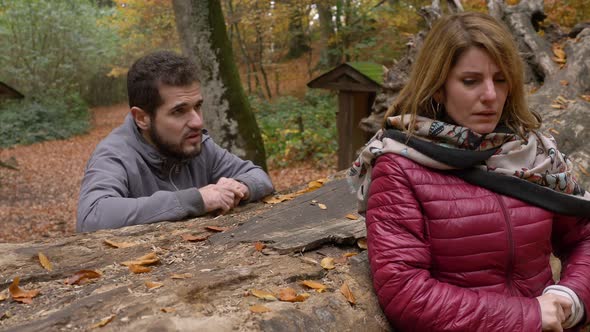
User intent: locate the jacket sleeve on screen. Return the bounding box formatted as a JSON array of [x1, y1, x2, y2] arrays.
[[77, 151, 204, 232], [204, 139, 274, 202], [366, 154, 542, 332], [552, 214, 590, 326]]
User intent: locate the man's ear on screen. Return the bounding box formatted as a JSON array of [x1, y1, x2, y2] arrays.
[[131, 106, 150, 131]]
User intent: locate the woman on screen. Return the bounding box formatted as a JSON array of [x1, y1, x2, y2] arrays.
[[349, 12, 590, 332]]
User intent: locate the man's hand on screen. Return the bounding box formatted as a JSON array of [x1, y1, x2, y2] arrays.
[[199, 178, 249, 214], [216, 177, 249, 207], [537, 293, 573, 332]]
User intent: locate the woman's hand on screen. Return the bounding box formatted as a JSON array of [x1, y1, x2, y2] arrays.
[[536, 293, 573, 332]]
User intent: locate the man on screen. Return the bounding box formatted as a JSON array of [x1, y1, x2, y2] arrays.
[[77, 51, 274, 232]]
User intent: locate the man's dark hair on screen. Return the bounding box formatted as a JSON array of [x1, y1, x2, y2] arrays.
[[127, 50, 199, 116]]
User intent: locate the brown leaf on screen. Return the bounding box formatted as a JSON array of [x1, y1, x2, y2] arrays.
[[578, 165, 589, 176], [300, 280, 327, 293], [560, 80, 569, 86], [549, 128, 560, 135], [170, 273, 193, 279], [128, 264, 152, 274], [254, 242, 266, 252], [250, 289, 277, 301], [320, 257, 335, 270], [104, 239, 136, 248], [345, 214, 359, 220], [181, 234, 209, 242], [249, 304, 271, 313], [550, 104, 564, 109], [317, 203, 327, 210], [90, 314, 115, 329], [580, 95, 590, 103], [121, 252, 159, 266], [145, 281, 164, 290], [278, 288, 309, 302], [357, 238, 368, 250], [65, 270, 102, 285], [344, 252, 358, 258], [38, 252, 53, 271], [205, 226, 228, 232], [8, 277, 41, 304], [552, 44, 566, 62], [340, 281, 356, 305], [161, 307, 176, 313]]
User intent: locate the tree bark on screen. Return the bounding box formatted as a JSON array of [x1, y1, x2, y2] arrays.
[[172, 0, 268, 170]]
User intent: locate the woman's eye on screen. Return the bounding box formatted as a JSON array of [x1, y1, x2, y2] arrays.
[[462, 79, 476, 86], [495, 77, 507, 83]]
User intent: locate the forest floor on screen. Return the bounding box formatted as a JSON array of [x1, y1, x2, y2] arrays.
[[0, 104, 336, 244]]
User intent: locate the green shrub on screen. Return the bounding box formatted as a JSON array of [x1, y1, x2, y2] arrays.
[[251, 90, 337, 168], [0, 94, 89, 147]]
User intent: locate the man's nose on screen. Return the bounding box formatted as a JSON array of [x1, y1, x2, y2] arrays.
[[187, 110, 203, 128]]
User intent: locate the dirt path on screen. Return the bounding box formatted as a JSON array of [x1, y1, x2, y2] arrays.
[[0, 105, 335, 243]]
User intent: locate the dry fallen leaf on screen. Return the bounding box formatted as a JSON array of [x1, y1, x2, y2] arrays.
[[0, 291, 7, 302], [344, 252, 358, 258], [145, 281, 164, 290], [320, 257, 335, 270], [205, 226, 228, 232], [121, 252, 159, 267], [578, 165, 589, 176], [308, 178, 327, 190], [340, 281, 356, 305], [65, 270, 102, 285], [278, 288, 310, 302], [90, 314, 115, 329], [300, 280, 327, 293], [8, 277, 41, 304], [550, 104, 564, 109], [560, 80, 569, 86], [161, 307, 176, 313], [250, 289, 277, 301], [250, 304, 271, 313], [317, 203, 327, 210], [263, 178, 328, 205], [552, 43, 566, 64], [345, 214, 359, 220], [128, 264, 152, 274], [104, 239, 136, 248], [254, 242, 266, 252], [38, 252, 53, 271], [181, 234, 209, 242], [170, 273, 193, 279], [549, 128, 560, 135], [357, 238, 368, 250], [580, 95, 590, 103]]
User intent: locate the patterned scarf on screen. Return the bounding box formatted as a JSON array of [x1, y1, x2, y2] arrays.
[[348, 115, 590, 215]]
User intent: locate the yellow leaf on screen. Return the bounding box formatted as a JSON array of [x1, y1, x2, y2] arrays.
[[317, 203, 327, 210], [552, 44, 566, 61], [128, 264, 152, 274], [65, 270, 102, 285], [250, 289, 277, 301], [560, 80, 569, 86], [90, 314, 115, 329], [38, 252, 53, 271], [121, 252, 159, 266], [580, 95, 590, 102], [181, 234, 209, 242], [170, 273, 193, 279], [578, 165, 589, 176], [550, 104, 564, 109], [249, 304, 271, 313], [300, 280, 327, 293], [549, 128, 560, 135], [254, 242, 266, 252], [104, 239, 136, 248], [344, 252, 358, 258], [340, 281, 356, 305], [9, 277, 41, 304], [320, 257, 335, 270], [145, 281, 164, 290], [345, 214, 359, 220], [357, 238, 368, 250]]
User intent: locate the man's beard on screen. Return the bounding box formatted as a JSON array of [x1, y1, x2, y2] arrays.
[[148, 123, 201, 160]]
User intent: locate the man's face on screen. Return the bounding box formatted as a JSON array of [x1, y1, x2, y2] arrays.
[[147, 82, 204, 159]]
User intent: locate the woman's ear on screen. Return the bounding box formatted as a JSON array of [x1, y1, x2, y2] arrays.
[[433, 90, 445, 104], [131, 107, 151, 131]]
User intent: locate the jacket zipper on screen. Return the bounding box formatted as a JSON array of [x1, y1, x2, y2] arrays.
[[495, 193, 516, 296]]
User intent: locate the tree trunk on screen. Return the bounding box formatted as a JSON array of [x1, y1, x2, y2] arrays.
[[286, 3, 311, 59], [172, 0, 268, 170], [316, 1, 339, 69]]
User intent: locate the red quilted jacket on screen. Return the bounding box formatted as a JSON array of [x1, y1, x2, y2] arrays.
[[366, 153, 590, 332]]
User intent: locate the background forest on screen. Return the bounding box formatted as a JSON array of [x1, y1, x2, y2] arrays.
[[1, 0, 587, 168]]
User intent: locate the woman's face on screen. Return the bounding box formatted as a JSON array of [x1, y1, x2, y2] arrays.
[[436, 47, 509, 134]]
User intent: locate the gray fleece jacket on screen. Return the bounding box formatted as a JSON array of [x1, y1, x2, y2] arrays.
[[77, 114, 274, 232]]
